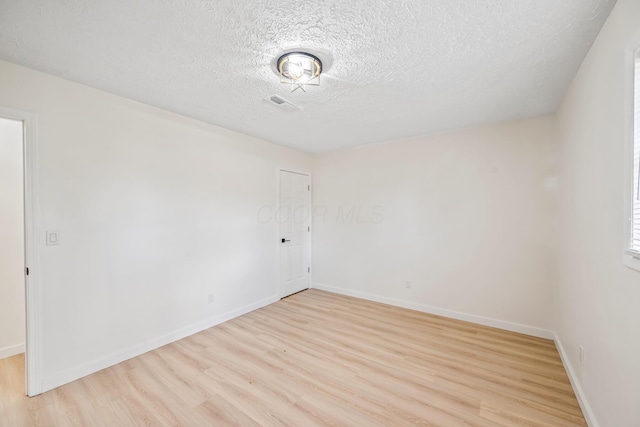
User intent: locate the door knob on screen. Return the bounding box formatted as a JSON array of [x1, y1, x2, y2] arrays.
[[281, 238, 291, 243]]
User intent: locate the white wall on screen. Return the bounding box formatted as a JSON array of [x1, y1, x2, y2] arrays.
[[0, 59, 312, 391], [312, 116, 556, 334], [0, 117, 25, 359], [555, 0, 640, 425]]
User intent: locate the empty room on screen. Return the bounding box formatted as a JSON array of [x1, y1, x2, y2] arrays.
[[0, 0, 639, 426]]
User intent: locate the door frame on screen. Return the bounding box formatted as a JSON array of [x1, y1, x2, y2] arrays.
[[277, 168, 312, 298], [0, 106, 42, 396]]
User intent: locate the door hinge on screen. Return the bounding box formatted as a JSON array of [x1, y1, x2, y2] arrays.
[[308, 267, 310, 273], [308, 226, 310, 232], [25, 267, 29, 276], [308, 185, 310, 191]]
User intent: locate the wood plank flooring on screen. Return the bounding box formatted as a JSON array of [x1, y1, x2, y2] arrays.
[[0, 289, 586, 426]]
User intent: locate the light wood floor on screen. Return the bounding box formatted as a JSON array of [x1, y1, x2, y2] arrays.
[[0, 289, 585, 426]]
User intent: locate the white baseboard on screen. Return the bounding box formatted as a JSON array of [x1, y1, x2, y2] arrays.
[[41, 295, 279, 392], [0, 343, 25, 359], [554, 332, 600, 427], [36, 285, 598, 426], [312, 282, 555, 340]]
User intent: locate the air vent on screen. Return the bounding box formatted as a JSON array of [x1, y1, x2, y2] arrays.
[[266, 95, 300, 112]]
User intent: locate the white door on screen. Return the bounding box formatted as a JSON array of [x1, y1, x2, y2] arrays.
[[279, 170, 310, 298]]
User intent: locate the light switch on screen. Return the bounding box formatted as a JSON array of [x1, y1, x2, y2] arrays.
[[46, 230, 60, 246]]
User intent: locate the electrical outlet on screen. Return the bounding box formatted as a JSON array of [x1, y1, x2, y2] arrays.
[[405, 281, 412, 289], [579, 345, 584, 364], [208, 293, 215, 304]]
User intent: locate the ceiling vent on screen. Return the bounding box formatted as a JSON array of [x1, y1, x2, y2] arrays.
[[266, 95, 300, 112]]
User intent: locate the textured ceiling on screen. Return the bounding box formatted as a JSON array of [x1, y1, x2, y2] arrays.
[[0, 0, 616, 153]]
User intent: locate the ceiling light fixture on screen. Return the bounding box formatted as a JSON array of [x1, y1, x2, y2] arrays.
[[277, 52, 322, 93]]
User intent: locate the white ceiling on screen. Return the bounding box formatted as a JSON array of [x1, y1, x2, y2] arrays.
[[0, 1, 616, 153]]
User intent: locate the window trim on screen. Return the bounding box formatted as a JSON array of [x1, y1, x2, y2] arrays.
[[623, 40, 640, 272]]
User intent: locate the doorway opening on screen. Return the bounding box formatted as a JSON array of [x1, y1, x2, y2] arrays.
[[0, 107, 41, 397], [0, 117, 25, 369]]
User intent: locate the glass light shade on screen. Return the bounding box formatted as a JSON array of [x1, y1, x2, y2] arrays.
[[277, 52, 322, 92]]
